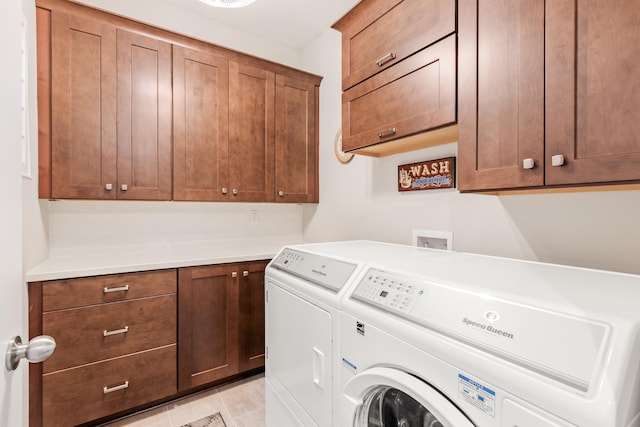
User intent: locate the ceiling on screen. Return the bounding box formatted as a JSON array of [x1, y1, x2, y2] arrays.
[[165, 0, 361, 50]]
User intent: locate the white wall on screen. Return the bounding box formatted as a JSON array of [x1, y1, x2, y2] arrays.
[[301, 28, 640, 275]]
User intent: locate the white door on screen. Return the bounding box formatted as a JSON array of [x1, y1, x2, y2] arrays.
[[1, 0, 27, 425]]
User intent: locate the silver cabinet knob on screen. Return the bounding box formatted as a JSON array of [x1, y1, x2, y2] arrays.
[[243, 270, 249, 277], [6, 335, 56, 371], [222, 188, 228, 195], [231, 271, 238, 278], [278, 190, 284, 197], [551, 154, 565, 166], [522, 158, 535, 169], [232, 188, 238, 196], [121, 184, 128, 191], [105, 183, 113, 191]]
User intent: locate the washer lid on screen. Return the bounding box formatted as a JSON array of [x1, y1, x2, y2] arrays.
[[344, 367, 474, 427]]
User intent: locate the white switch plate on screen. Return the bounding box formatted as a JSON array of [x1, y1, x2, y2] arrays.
[[412, 229, 453, 251]]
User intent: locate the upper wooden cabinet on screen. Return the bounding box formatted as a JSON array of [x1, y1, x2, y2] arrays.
[[459, 0, 640, 192], [275, 74, 319, 203], [333, 0, 457, 156], [42, 8, 172, 200], [173, 46, 230, 202], [37, 0, 320, 203], [333, 0, 456, 91]]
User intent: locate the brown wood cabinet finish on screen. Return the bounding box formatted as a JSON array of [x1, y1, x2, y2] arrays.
[[42, 345, 176, 427], [37, 0, 321, 203], [459, 0, 640, 192], [178, 264, 239, 390], [50, 10, 117, 199], [116, 29, 173, 200], [275, 75, 319, 203], [545, 0, 640, 186], [333, 0, 456, 91], [42, 269, 176, 311], [173, 45, 230, 201], [29, 270, 178, 427], [229, 62, 276, 202], [238, 260, 268, 372], [458, 0, 545, 191], [178, 260, 268, 390], [342, 35, 456, 154], [43, 295, 176, 373]]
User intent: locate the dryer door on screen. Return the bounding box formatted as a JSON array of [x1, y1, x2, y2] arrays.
[[344, 367, 475, 427]]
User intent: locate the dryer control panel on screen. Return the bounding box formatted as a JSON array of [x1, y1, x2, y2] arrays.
[[270, 248, 357, 292], [352, 270, 424, 313]]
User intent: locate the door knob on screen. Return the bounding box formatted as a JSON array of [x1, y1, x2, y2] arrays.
[[5, 335, 56, 371]]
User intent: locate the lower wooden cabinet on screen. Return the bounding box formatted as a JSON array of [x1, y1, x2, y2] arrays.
[[29, 270, 178, 427], [29, 261, 268, 426], [178, 260, 268, 390]]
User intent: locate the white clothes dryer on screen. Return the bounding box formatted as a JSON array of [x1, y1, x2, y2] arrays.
[[336, 241, 640, 427], [265, 243, 365, 427]]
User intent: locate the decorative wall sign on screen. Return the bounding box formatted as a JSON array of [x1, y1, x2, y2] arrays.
[[398, 157, 456, 191]]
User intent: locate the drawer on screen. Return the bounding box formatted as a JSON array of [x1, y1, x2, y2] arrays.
[[42, 269, 177, 311], [42, 345, 176, 427], [334, 0, 455, 90], [342, 34, 456, 153], [43, 294, 176, 373]]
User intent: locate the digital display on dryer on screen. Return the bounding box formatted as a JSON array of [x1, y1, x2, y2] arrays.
[[380, 290, 389, 298]]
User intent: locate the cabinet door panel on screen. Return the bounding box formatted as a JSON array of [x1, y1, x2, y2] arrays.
[[173, 46, 229, 201], [275, 75, 318, 203], [337, 0, 456, 90], [229, 62, 275, 202], [342, 35, 456, 153], [117, 30, 172, 200], [546, 0, 640, 185], [178, 265, 238, 390], [238, 260, 268, 372], [458, 0, 545, 191], [51, 11, 116, 199]]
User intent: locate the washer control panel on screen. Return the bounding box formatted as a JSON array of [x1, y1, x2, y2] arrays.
[[352, 269, 424, 314]]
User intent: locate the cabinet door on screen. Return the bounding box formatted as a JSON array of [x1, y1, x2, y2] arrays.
[[334, 0, 456, 90], [342, 35, 456, 154], [50, 11, 117, 199], [178, 264, 239, 390], [546, 0, 640, 186], [116, 30, 172, 200], [173, 46, 229, 201], [458, 0, 545, 191], [229, 62, 275, 202], [238, 260, 268, 372], [275, 75, 318, 203]]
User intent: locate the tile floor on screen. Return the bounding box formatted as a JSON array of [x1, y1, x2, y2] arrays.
[[100, 373, 265, 427]]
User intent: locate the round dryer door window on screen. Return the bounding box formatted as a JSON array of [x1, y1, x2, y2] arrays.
[[344, 367, 474, 427]]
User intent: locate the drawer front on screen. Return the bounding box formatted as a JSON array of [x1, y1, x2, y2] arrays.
[[340, 0, 455, 90], [42, 269, 177, 311], [42, 345, 176, 427], [43, 294, 176, 373], [342, 35, 456, 152]]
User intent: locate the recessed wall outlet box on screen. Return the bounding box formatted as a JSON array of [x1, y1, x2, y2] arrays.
[[412, 229, 453, 251]]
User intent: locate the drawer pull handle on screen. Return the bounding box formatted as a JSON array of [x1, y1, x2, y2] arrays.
[[103, 285, 129, 294], [103, 326, 129, 337], [103, 381, 129, 394], [378, 128, 397, 138], [376, 52, 396, 67]]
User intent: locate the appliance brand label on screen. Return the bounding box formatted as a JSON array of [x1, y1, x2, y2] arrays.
[[356, 321, 365, 336], [462, 317, 514, 339], [458, 374, 495, 417]]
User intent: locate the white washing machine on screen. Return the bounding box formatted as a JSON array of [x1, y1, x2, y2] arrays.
[[336, 241, 640, 427], [265, 242, 365, 426]]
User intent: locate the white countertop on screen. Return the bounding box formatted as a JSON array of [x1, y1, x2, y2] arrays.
[[26, 238, 301, 282]]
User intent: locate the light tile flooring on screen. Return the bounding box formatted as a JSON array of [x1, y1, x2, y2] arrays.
[[101, 373, 265, 427]]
